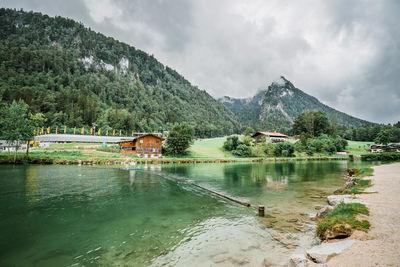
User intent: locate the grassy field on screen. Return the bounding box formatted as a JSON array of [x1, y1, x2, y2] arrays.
[[345, 140, 373, 156], [188, 137, 236, 158]]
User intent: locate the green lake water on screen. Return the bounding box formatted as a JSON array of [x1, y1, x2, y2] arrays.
[[0, 161, 371, 266]]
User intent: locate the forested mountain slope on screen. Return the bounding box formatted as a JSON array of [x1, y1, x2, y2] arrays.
[[0, 8, 240, 137], [220, 76, 374, 131]]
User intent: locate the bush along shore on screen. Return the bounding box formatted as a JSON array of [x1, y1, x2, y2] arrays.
[[288, 167, 373, 266]]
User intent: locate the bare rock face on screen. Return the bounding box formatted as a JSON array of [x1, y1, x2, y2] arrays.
[[306, 239, 355, 263], [315, 206, 333, 219], [288, 254, 308, 267]]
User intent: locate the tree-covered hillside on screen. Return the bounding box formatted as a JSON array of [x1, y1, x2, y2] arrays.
[[0, 8, 240, 137], [220, 76, 375, 132]]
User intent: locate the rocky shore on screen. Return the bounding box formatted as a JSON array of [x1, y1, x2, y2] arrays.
[[288, 162, 400, 267], [288, 167, 373, 266]]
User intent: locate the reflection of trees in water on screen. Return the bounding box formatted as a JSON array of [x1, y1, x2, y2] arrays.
[[222, 161, 348, 190], [223, 164, 256, 186], [161, 165, 193, 177], [287, 161, 346, 182]]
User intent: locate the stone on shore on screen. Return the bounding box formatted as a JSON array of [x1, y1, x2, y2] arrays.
[[288, 254, 308, 267], [327, 195, 365, 206], [306, 239, 355, 263], [315, 205, 333, 219], [333, 181, 356, 194], [322, 223, 353, 240]]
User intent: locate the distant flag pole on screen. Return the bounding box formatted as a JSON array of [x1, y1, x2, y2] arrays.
[[81, 127, 84, 134]]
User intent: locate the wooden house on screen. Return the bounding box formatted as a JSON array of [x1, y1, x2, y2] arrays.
[[121, 134, 163, 158], [371, 143, 400, 153], [252, 131, 288, 144]]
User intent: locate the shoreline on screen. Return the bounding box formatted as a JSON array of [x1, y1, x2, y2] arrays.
[[0, 154, 351, 166], [294, 162, 400, 266], [327, 162, 400, 266]]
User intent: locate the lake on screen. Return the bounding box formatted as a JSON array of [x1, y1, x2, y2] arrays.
[[0, 161, 369, 266]]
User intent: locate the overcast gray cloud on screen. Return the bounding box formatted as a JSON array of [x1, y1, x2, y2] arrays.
[[2, 0, 400, 123]]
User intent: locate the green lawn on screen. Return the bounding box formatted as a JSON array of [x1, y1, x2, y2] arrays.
[[346, 140, 373, 156], [188, 137, 236, 158]]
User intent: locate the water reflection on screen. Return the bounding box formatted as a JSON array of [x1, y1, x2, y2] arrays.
[[0, 161, 372, 267]]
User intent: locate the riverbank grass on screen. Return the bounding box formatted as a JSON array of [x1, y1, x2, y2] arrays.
[[317, 203, 370, 240], [343, 179, 372, 194], [342, 167, 374, 194]]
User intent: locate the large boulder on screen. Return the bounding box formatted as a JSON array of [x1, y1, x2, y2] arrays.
[[306, 239, 355, 263], [327, 195, 365, 206], [288, 254, 308, 267]]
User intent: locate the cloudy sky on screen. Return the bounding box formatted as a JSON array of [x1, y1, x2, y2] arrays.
[[2, 0, 400, 123]]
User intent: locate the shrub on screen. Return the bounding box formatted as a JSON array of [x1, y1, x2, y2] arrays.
[[223, 136, 240, 151], [242, 135, 253, 146], [252, 144, 266, 157], [300, 135, 347, 155], [273, 142, 295, 157], [264, 143, 275, 156], [361, 152, 400, 161], [232, 144, 252, 157]]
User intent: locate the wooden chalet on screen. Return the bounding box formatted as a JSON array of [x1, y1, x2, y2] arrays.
[[120, 134, 163, 158], [252, 131, 288, 144]]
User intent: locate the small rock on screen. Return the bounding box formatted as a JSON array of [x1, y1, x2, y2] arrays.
[[212, 253, 231, 263], [241, 241, 260, 251], [263, 218, 278, 227], [344, 180, 355, 189], [271, 233, 298, 248], [314, 206, 322, 210], [287, 218, 299, 223], [231, 256, 250, 265], [288, 254, 308, 267], [306, 239, 355, 263], [262, 258, 276, 266], [333, 186, 345, 195], [315, 206, 333, 219], [294, 225, 311, 232]]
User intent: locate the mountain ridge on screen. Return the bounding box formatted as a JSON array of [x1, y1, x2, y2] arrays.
[[219, 76, 374, 131]]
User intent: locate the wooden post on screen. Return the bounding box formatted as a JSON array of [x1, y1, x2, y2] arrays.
[[258, 205, 265, 217]]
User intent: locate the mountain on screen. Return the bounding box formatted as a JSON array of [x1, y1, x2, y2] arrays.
[[220, 76, 374, 131], [0, 8, 240, 137]]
